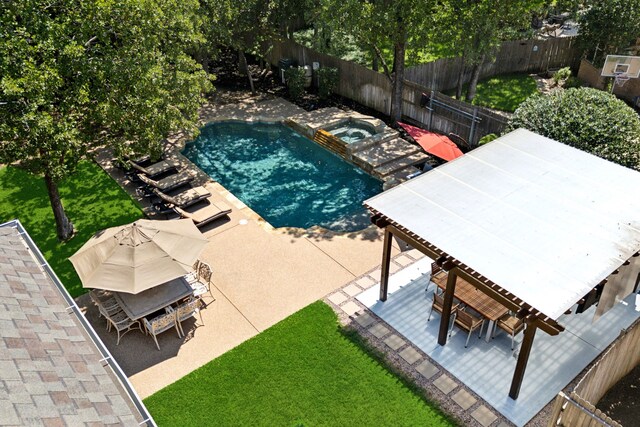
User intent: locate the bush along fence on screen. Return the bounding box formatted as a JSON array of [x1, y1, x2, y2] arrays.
[[547, 318, 640, 427], [268, 39, 509, 145], [405, 37, 582, 92]]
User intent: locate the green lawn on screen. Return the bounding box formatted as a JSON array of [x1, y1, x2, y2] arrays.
[[144, 301, 457, 427], [450, 74, 539, 112], [0, 161, 143, 297]]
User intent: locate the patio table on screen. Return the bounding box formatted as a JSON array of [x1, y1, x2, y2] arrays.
[[113, 276, 193, 321], [432, 273, 509, 342]]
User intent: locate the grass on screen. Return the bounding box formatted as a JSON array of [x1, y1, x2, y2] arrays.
[[144, 301, 457, 427], [448, 73, 539, 112], [0, 161, 143, 297]]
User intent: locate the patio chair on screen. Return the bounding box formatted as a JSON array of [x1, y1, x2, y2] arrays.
[[128, 158, 180, 177], [90, 290, 121, 317], [153, 186, 211, 208], [143, 307, 180, 351], [185, 259, 201, 283], [449, 308, 485, 348], [191, 261, 215, 303], [493, 313, 525, 350], [173, 199, 232, 229], [426, 261, 446, 291], [427, 292, 459, 322], [137, 170, 194, 192], [174, 297, 204, 337], [102, 309, 142, 345]]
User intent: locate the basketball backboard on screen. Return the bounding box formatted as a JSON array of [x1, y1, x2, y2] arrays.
[[601, 55, 640, 78]]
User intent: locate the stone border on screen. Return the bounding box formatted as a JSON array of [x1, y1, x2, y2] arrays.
[[324, 249, 515, 427]]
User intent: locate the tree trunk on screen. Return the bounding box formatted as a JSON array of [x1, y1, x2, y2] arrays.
[[238, 50, 255, 95], [456, 54, 466, 100], [44, 173, 74, 241], [390, 41, 406, 122], [372, 49, 379, 72], [465, 54, 485, 102]]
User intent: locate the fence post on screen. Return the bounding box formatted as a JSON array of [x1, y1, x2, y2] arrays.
[[427, 91, 434, 130], [468, 107, 478, 144]]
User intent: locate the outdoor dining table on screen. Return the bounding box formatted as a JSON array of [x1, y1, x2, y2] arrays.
[[112, 276, 193, 321], [431, 272, 509, 342]]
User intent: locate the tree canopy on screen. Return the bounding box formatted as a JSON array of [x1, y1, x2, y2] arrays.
[[0, 0, 212, 240], [507, 88, 640, 170], [578, 0, 640, 66]]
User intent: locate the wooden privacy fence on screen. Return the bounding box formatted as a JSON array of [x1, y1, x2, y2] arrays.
[[268, 39, 509, 144], [548, 319, 640, 427], [405, 37, 582, 92]]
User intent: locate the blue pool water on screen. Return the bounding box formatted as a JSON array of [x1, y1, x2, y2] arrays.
[[182, 122, 383, 231]]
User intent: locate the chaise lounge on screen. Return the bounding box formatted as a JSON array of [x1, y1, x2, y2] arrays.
[[174, 199, 232, 228], [129, 158, 180, 177], [138, 171, 194, 192], [153, 186, 211, 208]]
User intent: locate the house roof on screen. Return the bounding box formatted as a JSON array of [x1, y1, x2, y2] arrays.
[[365, 128, 640, 320], [0, 221, 153, 426]]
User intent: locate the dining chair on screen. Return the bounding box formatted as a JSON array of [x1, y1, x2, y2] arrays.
[[90, 290, 121, 318], [494, 313, 525, 350], [426, 261, 446, 292], [185, 259, 201, 283], [174, 297, 204, 337], [191, 261, 215, 303], [449, 308, 484, 348], [427, 292, 459, 322], [101, 309, 142, 345], [143, 307, 180, 351]]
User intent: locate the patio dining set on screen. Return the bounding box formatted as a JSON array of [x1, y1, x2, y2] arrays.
[[427, 262, 524, 351], [70, 218, 216, 350], [90, 260, 213, 350]]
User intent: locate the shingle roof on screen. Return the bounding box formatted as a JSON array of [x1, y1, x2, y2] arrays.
[[0, 221, 152, 426]]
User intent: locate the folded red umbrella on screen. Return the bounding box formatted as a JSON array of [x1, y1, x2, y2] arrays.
[[398, 122, 464, 162]]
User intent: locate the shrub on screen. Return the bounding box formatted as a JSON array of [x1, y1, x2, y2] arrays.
[[478, 133, 498, 145], [284, 67, 306, 100], [317, 67, 339, 99], [563, 75, 582, 89], [507, 88, 640, 170], [553, 67, 572, 86]]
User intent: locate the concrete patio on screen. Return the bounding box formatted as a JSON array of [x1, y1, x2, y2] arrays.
[[354, 258, 640, 426]]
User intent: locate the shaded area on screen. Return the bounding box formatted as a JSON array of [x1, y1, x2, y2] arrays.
[[0, 162, 143, 297], [446, 74, 538, 112], [596, 363, 640, 426], [144, 301, 456, 427]]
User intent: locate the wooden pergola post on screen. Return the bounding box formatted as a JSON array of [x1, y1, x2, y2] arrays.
[[509, 318, 538, 399], [437, 270, 458, 345], [379, 228, 393, 302]]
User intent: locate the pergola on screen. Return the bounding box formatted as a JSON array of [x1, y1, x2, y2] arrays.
[[365, 129, 640, 399]]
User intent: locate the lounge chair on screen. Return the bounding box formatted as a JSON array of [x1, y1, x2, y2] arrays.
[[153, 186, 211, 208], [128, 158, 180, 177], [138, 171, 194, 192], [174, 199, 232, 228]]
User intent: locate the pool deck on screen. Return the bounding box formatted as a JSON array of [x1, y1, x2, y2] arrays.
[[82, 94, 401, 398]]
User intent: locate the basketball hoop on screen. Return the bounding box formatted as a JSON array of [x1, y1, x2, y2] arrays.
[[614, 72, 630, 87]]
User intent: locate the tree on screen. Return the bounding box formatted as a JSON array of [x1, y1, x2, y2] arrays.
[[438, 0, 543, 101], [317, 0, 436, 122], [578, 0, 640, 66], [507, 88, 640, 170], [0, 0, 212, 241]]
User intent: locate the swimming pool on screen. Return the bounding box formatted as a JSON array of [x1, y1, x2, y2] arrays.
[[182, 122, 383, 231]]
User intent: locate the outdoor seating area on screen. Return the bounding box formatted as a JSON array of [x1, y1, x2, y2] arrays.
[[124, 156, 232, 229], [71, 219, 213, 350]]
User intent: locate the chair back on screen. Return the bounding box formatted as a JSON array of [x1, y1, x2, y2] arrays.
[[176, 298, 199, 322], [198, 261, 212, 284], [147, 310, 176, 334], [455, 309, 481, 329], [431, 262, 443, 276]]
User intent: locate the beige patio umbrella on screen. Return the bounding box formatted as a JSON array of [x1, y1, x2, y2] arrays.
[[70, 219, 208, 294]]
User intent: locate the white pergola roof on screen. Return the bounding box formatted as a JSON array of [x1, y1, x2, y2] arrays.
[[365, 128, 640, 320]]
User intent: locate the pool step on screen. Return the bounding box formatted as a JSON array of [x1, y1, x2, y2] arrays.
[[373, 151, 430, 178], [352, 138, 422, 171], [313, 129, 348, 158]]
